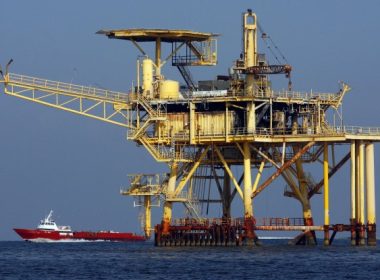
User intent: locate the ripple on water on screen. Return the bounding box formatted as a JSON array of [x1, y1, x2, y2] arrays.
[[0, 240, 379, 279]]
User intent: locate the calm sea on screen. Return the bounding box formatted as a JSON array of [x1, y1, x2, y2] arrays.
[[0, 240, 379, 279]]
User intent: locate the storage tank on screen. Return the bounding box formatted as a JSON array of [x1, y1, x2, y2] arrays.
[[159, 80, 179, 99], [273, 111, 285, 129], [142, 59, 154, 95]]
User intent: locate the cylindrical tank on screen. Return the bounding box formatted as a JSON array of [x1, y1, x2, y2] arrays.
[[159, 80, 179, 99], [142, 59, 153, 95], [273, 111, 285, 129]]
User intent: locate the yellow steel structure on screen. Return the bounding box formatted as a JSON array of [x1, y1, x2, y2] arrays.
[[323, 143, 330, 245], [1, 10, 379, 245]]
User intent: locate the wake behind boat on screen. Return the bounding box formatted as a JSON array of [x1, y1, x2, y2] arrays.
[[14, 210, 146, 242]]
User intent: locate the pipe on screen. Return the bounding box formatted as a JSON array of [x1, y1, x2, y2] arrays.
[[155, 38, 161, 77]]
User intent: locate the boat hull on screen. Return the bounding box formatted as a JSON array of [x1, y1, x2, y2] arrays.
[[14, 228, 146, 242]]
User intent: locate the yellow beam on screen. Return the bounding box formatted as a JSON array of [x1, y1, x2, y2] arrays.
[[323, 143, 330, 226], [350, 141, 356, 221], [251, 141, 315, 198], [252, 160, 265, 193], [189, 102, 195, 144], [250, 145, 281, 169], [173, 146, 210, 197], [308, 152, 350, 199], [355, 141, 360, 221], [359, 141, 365, 225], [281, 169, 305, 203], [243, 142, 253, 218], [214, 146, 243, 200], [162, 162, 178, 234], [366, 143, 376, 224], [365, 142, 376, 246], [358, 141, 366, 246], [144, 196, 151, 238], [5, 88, 131, 128], [236, 142, 244, 156]]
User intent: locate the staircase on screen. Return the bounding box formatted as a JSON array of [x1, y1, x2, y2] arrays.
[[183, 200, 201, 220], [137, 94, 162, 117], [177, 65, 197, 91], [321, 120, 335, 134], [128, 94, 166, 140], [139, 136, 194, 162]]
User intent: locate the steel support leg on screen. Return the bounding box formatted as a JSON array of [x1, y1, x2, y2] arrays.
[[366, 143, 377, 246], [323, 143, 330, 246], [144, 196, 151, 239], [243, 142, 255, 245], [223, 168, 232, 219], [358, 141, 366, 245], [162, 163, 178, 234], [350, 141, 357, 245]]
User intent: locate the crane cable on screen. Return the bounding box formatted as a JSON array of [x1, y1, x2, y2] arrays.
[[257, 22, 289, 65], [257, 21, 292, 90]]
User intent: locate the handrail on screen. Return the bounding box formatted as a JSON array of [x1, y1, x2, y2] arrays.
[[171, 217, 305, 227], [7, 73, 130, 103], [165, 126, 380, 140]]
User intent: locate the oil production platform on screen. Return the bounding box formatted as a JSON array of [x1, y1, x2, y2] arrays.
[[1, 10, 378, 246]]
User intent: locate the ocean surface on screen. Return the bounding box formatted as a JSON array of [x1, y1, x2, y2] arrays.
[[0, 239, 379, 279]]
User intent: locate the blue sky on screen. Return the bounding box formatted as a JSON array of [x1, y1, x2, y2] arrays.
[[0, 0, 379, 241]]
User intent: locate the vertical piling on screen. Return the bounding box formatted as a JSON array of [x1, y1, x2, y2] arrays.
[[162, 162, 178, 234], [350, 141, 357, 245], [323, 143, 330, 245], [144, 196, 151, 238], [223, 168, 232, 219], [243, 142, 255, 244], [365, 142, 377, 246], [358, 141, 366, 245]]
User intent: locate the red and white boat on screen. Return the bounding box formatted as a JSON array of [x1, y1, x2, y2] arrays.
[[14, 210, 146, 242]]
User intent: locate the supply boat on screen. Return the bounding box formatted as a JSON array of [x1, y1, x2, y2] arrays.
[[14, 210, 146, 242]]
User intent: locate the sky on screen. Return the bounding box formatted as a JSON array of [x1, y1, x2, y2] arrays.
[[0, 0, 380, 241]]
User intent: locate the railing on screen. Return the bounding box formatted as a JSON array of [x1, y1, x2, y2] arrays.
[[165, 125, 380, 140], [172, 217, 245, 227], [127, 173, 163, 187], [259, 217, 305, 227], [172, 40, 217, 66], [166, 191, 192, 200], [171, 217, 305, 227], [139, 136, 197, 162], [187, 88, 341, 103], [172, 55, 201, 66], [137, 94, 162, 117], [120, 184, 163, 195], [333, 126, 380, 135], [7, 73, 130, 103], [270, 89, 339, 102], [120, 173, 166, 195]]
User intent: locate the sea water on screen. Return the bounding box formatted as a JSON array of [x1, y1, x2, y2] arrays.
[[0, 239, 379, 279]]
